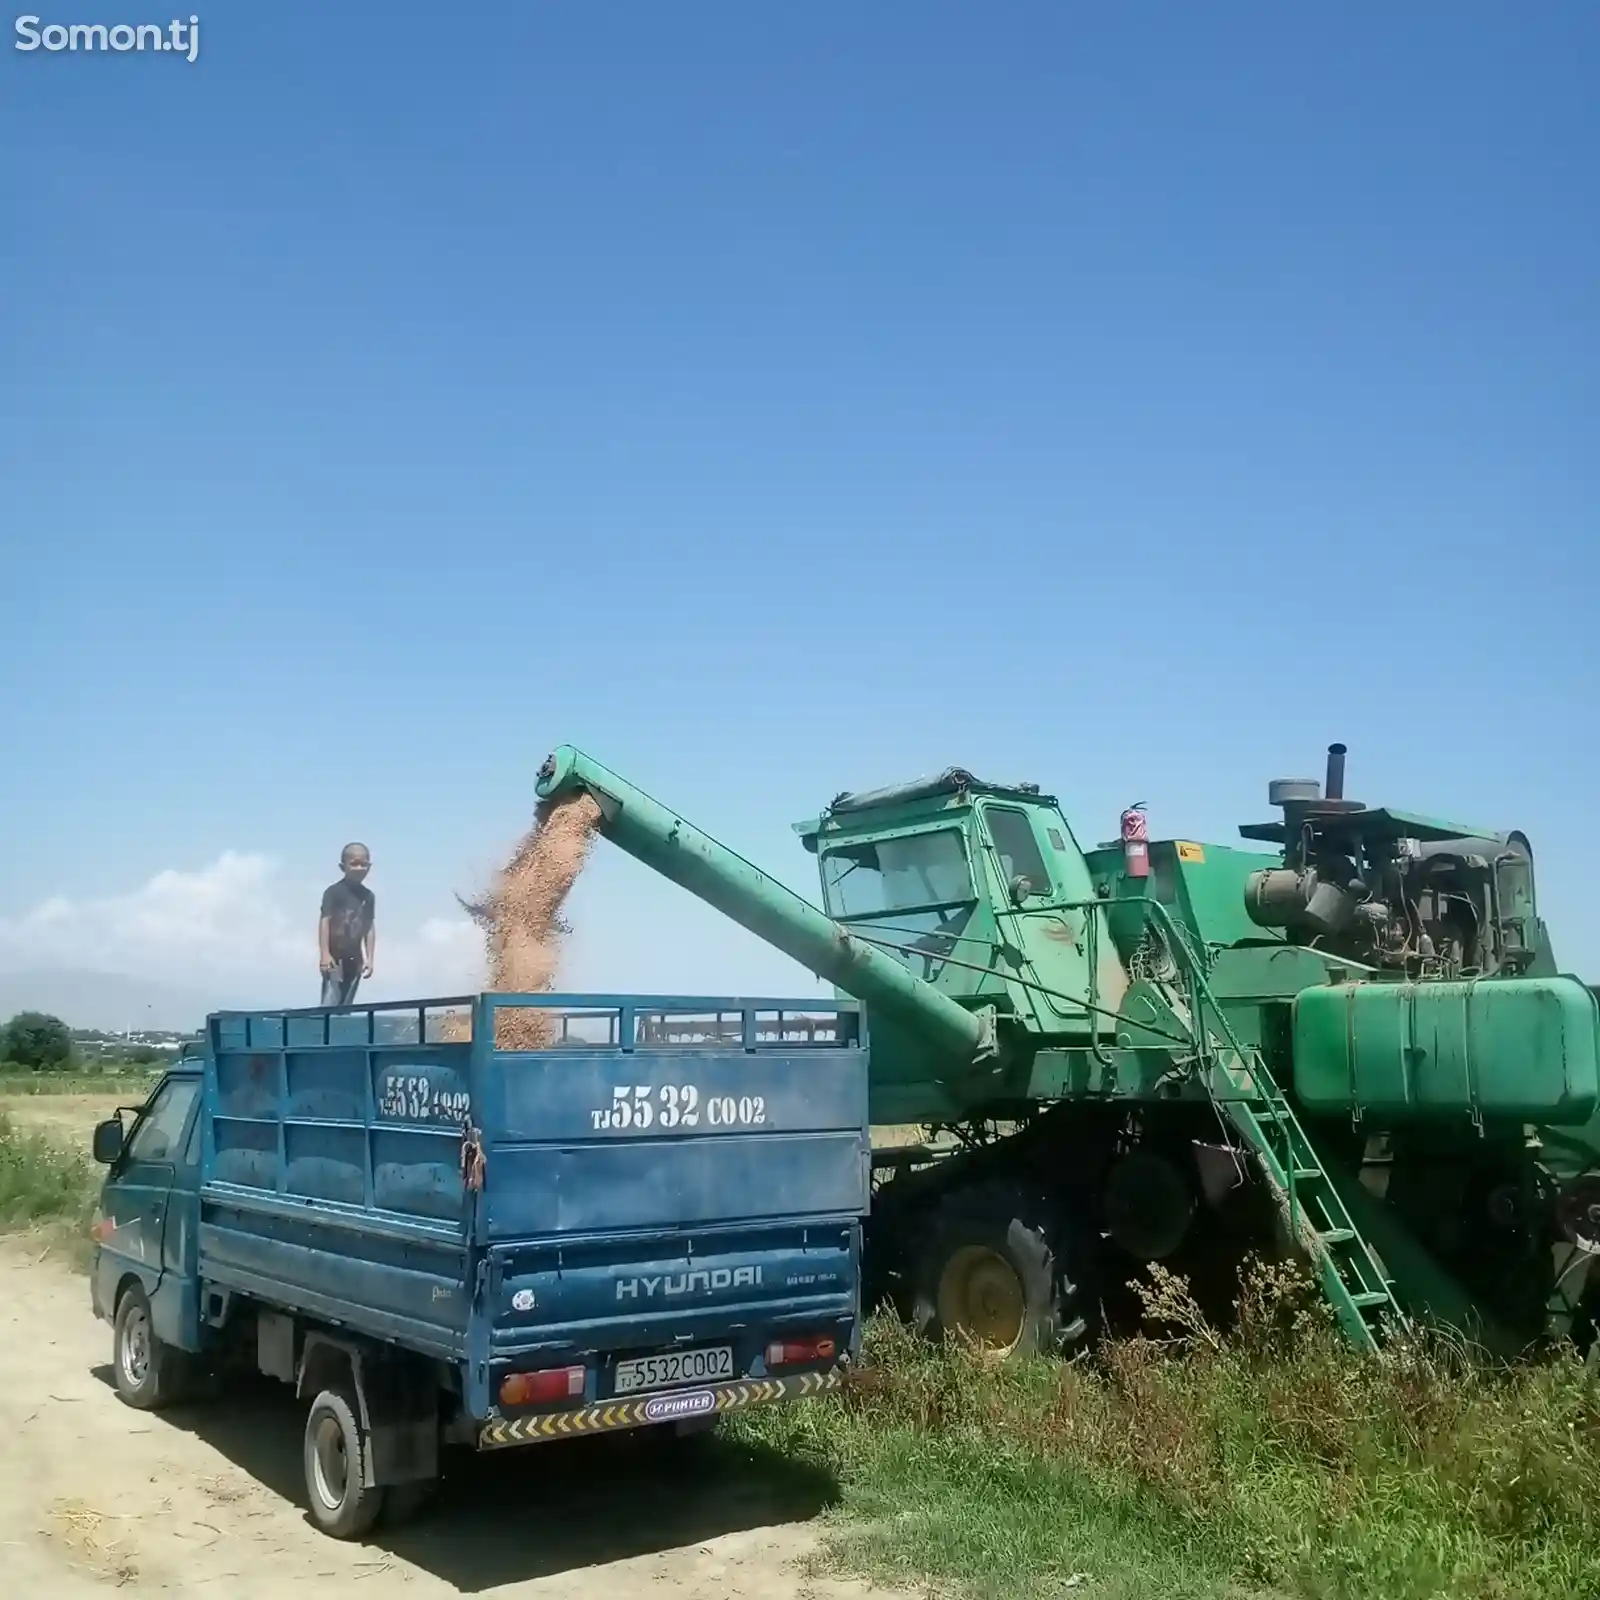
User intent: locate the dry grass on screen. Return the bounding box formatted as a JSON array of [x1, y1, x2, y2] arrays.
[[738, 1258, 1600, 1600], [43, 1497, 141, 1586], [871, 1123, 930, 1149], [0, 1109, 101, 1234], [0, 1070, 158, 1097]]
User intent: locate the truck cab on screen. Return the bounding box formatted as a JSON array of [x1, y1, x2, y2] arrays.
[[89, 1064, 206, 1371]]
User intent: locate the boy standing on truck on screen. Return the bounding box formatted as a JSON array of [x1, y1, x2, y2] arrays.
[[318, 843, 376, 1006]]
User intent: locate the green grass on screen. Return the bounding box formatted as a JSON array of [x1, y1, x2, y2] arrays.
[[0, 1109, 102, 1263], [0, 1070, 158, 1097], [735, 1260, 1600, 1600]]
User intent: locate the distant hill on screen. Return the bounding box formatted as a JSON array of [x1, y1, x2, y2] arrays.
[[0, 969, 224, 1033]]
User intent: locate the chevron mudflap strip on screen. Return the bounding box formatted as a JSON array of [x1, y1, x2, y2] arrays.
[[477, 1367, 842, 1451]]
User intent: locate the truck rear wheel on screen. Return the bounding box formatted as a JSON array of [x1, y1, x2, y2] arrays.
[[113, 1284, 192, 1410], [910, 1181, 1092, 1358], [304, 1386, 387, 1539]]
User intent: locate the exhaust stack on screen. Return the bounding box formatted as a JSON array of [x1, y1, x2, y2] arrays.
[[1325, 743, 1347, 802]]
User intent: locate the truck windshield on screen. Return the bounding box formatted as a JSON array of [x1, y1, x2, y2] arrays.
[[821, 830, 973, 918]]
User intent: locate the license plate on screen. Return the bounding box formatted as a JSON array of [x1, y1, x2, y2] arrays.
[[614, 1345, 734, 1394]]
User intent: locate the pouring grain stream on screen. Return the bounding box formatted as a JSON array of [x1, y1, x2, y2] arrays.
[[454, 792, 603, 1046]]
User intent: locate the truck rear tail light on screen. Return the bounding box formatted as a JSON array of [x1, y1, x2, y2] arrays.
[[499, 1364, 586, 1408], [765, 1335, 837, 1369]]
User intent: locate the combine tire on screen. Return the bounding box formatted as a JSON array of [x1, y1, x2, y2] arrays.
[[910, 1181, 1093, 1358], [1571, 1279, 1600, 1366]]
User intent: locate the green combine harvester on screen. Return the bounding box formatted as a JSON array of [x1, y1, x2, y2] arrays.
[[534, 743, 1600, 1360]]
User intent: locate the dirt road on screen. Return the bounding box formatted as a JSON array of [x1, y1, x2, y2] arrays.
[[0, 1242, 878, 1598]]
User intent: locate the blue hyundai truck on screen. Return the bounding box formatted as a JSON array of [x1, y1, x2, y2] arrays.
[[87, 992, 869, 1538]]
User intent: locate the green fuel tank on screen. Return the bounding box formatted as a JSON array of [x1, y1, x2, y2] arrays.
[[534, 746, 997, 1070], [1292, 976, 1600, 1125]]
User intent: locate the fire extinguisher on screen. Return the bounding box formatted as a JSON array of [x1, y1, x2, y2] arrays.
[[1120, 802, 1149, 879]]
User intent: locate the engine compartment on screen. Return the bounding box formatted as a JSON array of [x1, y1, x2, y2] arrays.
[[1240, 746, 1545, 979]]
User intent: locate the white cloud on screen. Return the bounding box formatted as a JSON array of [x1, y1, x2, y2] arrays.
[[0, 852, 485, 1003], [0, 845, 833, 1031], [377, 915, 484, 997]]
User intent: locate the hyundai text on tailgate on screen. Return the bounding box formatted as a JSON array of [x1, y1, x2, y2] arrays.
[[87, 993, 870, 1538]]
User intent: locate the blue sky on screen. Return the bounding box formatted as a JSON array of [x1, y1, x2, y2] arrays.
[[1, 2, 1595, 1022]]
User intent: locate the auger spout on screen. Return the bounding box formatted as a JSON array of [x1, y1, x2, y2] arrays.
[[534, 745, 995, 1066]]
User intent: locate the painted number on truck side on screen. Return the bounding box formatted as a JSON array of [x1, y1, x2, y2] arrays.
[[590, 1085, 767, 1132], [378, 1075, 472, 1124]]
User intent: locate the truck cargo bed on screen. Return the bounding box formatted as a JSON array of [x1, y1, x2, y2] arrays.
[[198, 993, 869, 1423]]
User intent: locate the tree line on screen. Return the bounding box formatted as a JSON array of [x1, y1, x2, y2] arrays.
[[0, 1011, 170, 1071]]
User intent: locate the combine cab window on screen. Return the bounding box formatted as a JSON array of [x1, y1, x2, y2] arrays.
[[985, 806, 1051, 898], [820, 830, 973, 918]]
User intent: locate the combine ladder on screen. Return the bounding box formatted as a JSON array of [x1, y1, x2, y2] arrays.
[[1139, 906, 1406, 1352]]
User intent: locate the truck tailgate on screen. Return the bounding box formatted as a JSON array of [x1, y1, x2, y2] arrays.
[[477, 1039, 865, 1358], [479, 1043, 867, 1236]]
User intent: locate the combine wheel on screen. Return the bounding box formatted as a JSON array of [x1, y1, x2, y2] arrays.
[[1569, 1273, 1600, 1366], [910, 1181, 1092, 1358]]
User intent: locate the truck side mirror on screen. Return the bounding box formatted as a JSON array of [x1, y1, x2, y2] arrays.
[[92, 1118, 124, 1165]]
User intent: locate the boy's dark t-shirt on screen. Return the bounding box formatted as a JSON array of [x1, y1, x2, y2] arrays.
[[322, 879, 375, 966]]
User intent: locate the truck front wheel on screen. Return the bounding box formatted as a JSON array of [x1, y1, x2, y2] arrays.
[[304, 1387, 387, 1539], [113, 1285, 191, 1410]]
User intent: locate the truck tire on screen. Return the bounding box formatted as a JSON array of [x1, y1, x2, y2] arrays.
[[304, 1386, 386, 1539], [910, 1181, 1093, 1358], [113, 1284, 192, 1410]]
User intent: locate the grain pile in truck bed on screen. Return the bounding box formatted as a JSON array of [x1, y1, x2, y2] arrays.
[[447, 791, 603, 1047]]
